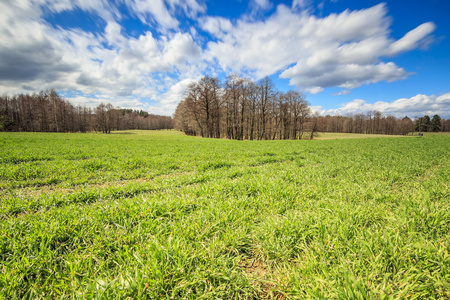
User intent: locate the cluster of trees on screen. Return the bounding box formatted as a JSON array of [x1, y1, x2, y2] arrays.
[[174, 75, 450, 139], [315, 113, 449, 135], [0, 90, 173, 133], [174, 75, 315, 140], [414, 115, 447, 132]]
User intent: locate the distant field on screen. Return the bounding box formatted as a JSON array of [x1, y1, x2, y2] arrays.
[[315, 132, 409, 139], [1, 130, 449, 299], [315, 132, 450, 139]]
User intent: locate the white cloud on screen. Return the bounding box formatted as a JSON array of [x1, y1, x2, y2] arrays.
[[42, 0, 120, 21], [124, 0, 205, 30], [321, 93, 450, 118], [387, 22, 436, 55], [282, 61, 410, 93], [160, 78, 197, 104], [67, 95, 113, 108], [0, 0, 442, 116], [0, 0, 206, 115], [104, 21, 126, 47], [307, 87, 324, 94], [163, 33, 202, 66], [124, 0, 179, 30], [166, 0, 206, 18], [292, 0, 313, 10], [332, 89, 351, 96], [206, 3, 435, 93], [199, 16, 233, 38], [253, 0, 273, 11]]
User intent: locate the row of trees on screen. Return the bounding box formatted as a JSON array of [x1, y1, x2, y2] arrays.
[[315, 113, 449, 135], [0, 91, 173, 133], [315, 113, 414, 135], [174, 75, 450, 139], [174, 75, 315, 140], [2, 87, 448, 136]]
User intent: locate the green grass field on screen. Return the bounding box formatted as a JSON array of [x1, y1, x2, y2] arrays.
[[1, 131, 449, 299]]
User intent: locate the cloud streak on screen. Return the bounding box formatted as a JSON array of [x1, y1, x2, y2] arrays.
[[318, 93, 450, 118]]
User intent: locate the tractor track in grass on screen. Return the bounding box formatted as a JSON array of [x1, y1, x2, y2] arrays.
[[1, 171, 195, 198], [0, 168, 258, 218], [1, 172, 201, 218]]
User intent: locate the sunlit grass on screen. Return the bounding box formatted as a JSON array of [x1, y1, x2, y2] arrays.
[[1, 130, 449, 299], [315, 132, 408, 139], [315, 132, 450, 139]]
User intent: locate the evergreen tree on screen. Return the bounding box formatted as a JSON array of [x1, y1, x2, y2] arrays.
[[430, 114, 441, 132], [415, 115, 431, 132]]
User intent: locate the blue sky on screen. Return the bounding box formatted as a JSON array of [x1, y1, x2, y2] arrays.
[[0, 0, 449, 118]]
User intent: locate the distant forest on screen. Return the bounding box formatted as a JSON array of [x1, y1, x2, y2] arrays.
[[0, 90, 173, 133], [174, 75, 450, 140], [315, 113, 448, 135], [1, 86, 449, 136]]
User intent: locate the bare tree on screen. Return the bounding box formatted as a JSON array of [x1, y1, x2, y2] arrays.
[[257, 77, 275, 140], [183, 76, 222, 138]]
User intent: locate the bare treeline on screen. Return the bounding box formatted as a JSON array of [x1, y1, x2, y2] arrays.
[[173, 75, 314, 140], [0, 90, 173, 133], [316, 113, 450, 135], [316, 113, 415, 135]]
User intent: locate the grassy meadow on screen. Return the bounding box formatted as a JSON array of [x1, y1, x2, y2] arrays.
[[0, 130, 449, 299]]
